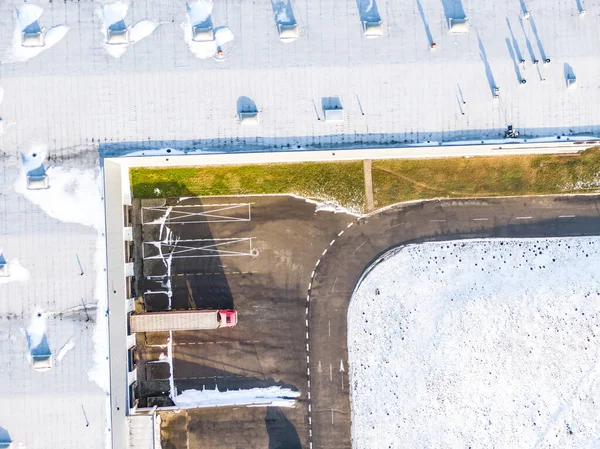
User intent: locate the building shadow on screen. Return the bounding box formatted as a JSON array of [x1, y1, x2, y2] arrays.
[[265, 407, 302, 449], [416, 0, 434, 46], [237, 96, 258, 115], [271, 0, 296, 26], [0, 427, 12, 449], [356, 0, 381, 23], [477, 34, 497, 97], [440, 0, 466, 22]]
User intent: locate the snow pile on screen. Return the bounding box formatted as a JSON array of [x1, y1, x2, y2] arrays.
[[99, 2, 157, 58], [0, 258, 30, 285], [173, 386, 301, 408], [349, 237, 600, 449], [14, 146, 104, 231], [182, 0, 234, 60], [4, 4, 69, 63]]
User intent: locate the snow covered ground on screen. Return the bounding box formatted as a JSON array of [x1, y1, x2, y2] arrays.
[[0, 146, 109, 449], [349, 237, 600, 449], [0, 0, 597, 154]]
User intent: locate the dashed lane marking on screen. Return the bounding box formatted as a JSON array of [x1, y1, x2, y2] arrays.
[[559, 215, 576, 218], [429, 219, 446, 223], [516, 216, 533, 220], [473, 218, 489, 221]]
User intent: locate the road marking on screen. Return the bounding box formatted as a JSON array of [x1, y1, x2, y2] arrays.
[[430, 219, 446, 223], [332, 410, 334, 424], [322, 248, 328, 256], [307, 356, 310, 364], [308, 282, 312, 290], [352, 241, 366, 255], [318, 361, 322, 373], [389, 222, 404, 230], [347, 222, 354, 228], [331, 277, 337, 293], [307, 343, 310, 351], [516, 216, 532, 220], [142, 203, 251, 224], [330, 364, 333, 381], [473, 218, 489, 221], [306, 332, 309, 340], [307, 295, 310, 302], [559, 215, 575, 218], [306, 319, 309, 327], [306, 307, 309, 314], [315, 259, 320, 267], [338, 230, 344, 237], [330, 239, 335, 246], [143, 238, 254, 260], [311, 270, 315, 278], [328, 320, 331, 337]]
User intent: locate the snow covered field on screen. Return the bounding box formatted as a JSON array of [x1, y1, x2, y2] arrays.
[[349, 238, 600, 449]]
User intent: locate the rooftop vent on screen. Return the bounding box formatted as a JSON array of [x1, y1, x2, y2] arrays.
[[27, 174, 49, 190], [192, 25, 214, 42], [22, 30, 45, 48], [239, 112, 260, 126], [278, 23, 299, 42], [106, 28, 130, 45], [448, 18, 469, 34], [363, 21, 383, 38]]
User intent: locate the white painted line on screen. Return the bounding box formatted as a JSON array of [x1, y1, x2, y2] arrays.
[[516, 216, 533, 219], [307, 356, 310, 364], [330, 239, 335, 246], [330, 364, 333, 381], [307, 368, 310, 376], [306, 343, 309, 351], [306, 332, 309, 339], [315, 259, 320, 267], [430, 219, 446, 223], [309, 429, 312, 437], [322, 248, 328, 256], [306, 307, 309, 315], [331, 410, 334, 424], [338, 230, 344, 236], [473, 218, 489, 221], [306, 319, 309, 327], [311, 270, 315, 278], [308, 282, 312, 290], [328, 320, 331, 337], [347, 222, 354, 228], [308, 392, 310, 400], [308, 405, 311, 413], [309, 417, 312, 425], [559, 215, 575, 218], [308, 380, 310, 388], [307, 295, 310, 302]]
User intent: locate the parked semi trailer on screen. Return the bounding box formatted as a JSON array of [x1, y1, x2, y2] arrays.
[[129, 309, 238, 333]]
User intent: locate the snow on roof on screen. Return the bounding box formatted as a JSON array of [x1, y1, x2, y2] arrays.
[[0, 148, 109, 449], [0, 0, 596, 153]]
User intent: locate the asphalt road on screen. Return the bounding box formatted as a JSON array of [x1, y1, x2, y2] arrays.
[[133, 194, 600, 449], [133, 196, 351, 449], [308, 195, 600, 449]]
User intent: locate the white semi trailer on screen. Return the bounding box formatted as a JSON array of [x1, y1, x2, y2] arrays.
[[129, 309, 238, 333]]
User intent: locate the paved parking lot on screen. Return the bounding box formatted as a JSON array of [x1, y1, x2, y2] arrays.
[[132, 195, 351, 449]]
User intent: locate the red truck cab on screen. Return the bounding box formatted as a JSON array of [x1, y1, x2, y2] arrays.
[[218, 310, 238, 328]]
